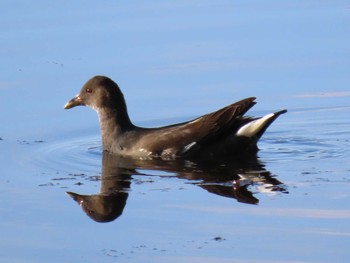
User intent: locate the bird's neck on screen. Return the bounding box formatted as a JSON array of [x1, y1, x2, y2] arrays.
[[96, 108, 133, 152]]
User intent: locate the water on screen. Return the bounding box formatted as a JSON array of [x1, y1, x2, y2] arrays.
[[1, 1, 350, 262]]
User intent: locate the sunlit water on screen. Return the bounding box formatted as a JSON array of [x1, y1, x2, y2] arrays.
[[1, 1, 350, 263], [2, 106, 349, 262]]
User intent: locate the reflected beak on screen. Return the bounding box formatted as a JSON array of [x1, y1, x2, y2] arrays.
[[64, 94, 83, 109], [66, 191, 83, 202]]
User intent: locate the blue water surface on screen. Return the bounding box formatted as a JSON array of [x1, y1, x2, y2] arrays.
[[1, 1, 350, 262]]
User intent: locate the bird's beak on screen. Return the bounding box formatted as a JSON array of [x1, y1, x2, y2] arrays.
[[64, 94, 83, 109]]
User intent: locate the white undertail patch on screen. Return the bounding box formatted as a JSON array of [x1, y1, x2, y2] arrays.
[[236, 113, 275, 137]]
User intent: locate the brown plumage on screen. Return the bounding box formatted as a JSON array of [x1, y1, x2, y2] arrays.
[[64, 76, 286, 159]]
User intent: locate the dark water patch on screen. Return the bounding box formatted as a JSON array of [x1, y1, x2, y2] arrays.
[[213, 236, 226, 242], [48, 151, 288, 222]]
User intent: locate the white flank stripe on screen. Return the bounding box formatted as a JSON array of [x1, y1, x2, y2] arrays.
[[182, 142, 196, 153]]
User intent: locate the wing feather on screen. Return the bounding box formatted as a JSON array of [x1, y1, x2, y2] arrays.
[[139, 97, 256, 153]]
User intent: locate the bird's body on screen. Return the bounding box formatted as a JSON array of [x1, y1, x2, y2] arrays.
[[64, 76, 286, 159]]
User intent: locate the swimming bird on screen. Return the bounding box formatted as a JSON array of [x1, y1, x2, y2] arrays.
[[64, 76, 286, 159]]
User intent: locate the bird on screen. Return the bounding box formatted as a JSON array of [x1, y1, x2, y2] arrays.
[[64, 76, 286, 159]]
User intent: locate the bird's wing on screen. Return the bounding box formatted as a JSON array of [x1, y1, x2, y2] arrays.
[[140, 97, 256, 154]]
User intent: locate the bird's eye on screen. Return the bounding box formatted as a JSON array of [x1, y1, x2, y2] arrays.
[[86, 88, 92, 93]]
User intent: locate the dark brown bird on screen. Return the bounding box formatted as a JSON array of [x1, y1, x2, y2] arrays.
[[64, 76, 286, 159]]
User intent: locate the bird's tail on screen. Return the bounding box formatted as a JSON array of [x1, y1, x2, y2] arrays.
[[236, 109, 287, 141]]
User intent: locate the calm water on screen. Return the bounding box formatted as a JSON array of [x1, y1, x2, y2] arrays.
[[1, 1, 350, 263]]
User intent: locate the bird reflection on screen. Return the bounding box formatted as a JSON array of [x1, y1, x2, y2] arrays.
[[67, 152, 288, 223]]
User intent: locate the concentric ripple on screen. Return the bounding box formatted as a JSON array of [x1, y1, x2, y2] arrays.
[[32, 134, 102, 174], [259, 107, 350, 165]]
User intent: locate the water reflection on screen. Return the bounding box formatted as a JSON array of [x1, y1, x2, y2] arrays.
[[67, 152, 288, 223]]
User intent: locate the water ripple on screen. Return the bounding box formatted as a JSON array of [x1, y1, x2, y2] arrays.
[[33, 134, 102, 173]]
